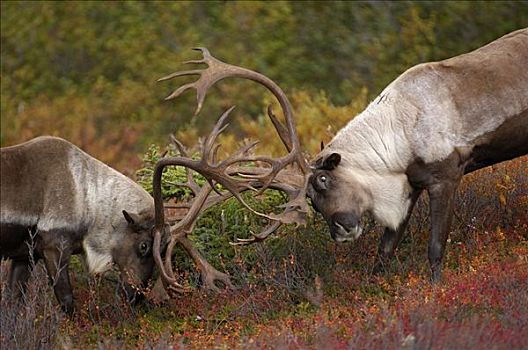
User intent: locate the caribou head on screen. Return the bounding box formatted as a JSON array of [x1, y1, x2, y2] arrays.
[[307, 152, 370, 243]]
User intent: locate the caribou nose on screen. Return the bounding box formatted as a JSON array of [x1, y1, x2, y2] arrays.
[[332, 213, 359, 232], [330, 213, 361, 241], [122, 281, 147, 305]]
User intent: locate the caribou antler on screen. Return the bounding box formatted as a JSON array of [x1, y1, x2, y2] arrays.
[[152, 48, 310, 294], [153, 114, 306, 293], [159, 49, 305, 165]]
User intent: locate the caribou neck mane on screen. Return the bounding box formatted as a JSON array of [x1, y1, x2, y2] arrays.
[[322, 98, 416, 230]]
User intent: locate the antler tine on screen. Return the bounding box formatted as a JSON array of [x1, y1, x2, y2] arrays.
[[211, 144, 222, 165], [169, 134, 202, 195], [192, 47, 213, 58], [157, 69, 202, 82], [164, 82, 195, 101], [170, 134, 188, 156], [221, 141, 260, 169], [153, 228, 189, 294], [178, 236, 234, 291], [230, 221, 281, 246], [267, 105, 293, 152], [182, 47, 211, 64], [202, 106, 235, 163]]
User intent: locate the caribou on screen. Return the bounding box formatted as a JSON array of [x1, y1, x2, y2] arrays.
[[1, 136, 158, 314], [307, 28, 528, 281], [153, 28, 527, 291]]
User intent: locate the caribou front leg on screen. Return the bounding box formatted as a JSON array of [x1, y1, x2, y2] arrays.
[[7, 260, 34, 299], [427, 180, 459, 283], [373, 189, 422, 274], [41, 241, 74, 314], [177, 236, 234, 292]]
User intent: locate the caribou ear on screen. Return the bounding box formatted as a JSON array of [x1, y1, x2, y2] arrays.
[[122, 210, 139, 226], [322, 153, 341, 170]]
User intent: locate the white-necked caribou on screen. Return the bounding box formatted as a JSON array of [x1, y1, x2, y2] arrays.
[[152, 28, 527, 290], [307, 28, 528, 281]]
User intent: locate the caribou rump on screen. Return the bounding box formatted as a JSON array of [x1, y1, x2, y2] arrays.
[[1, 136, 157, 313], [307, 28, 528, 281]]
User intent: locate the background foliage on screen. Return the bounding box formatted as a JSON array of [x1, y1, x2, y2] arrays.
[[2, 1, 527, 171]]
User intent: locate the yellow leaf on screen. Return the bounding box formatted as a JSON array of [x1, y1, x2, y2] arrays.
[[496, 226, 505, 240], [499, 193, 507, 206]]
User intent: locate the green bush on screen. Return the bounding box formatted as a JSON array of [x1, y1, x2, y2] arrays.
[[136, 144, 336, 292]]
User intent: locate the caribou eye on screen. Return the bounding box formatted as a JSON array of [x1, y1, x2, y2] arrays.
[[316, 174, 329, 190], [139, 241, 150, 257]]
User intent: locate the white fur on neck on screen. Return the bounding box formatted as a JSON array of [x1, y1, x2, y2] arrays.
[[329, 91, 415, 172], [83, 241, 113, 274], [324, 94, 417, 230], [369, 173, 413, 230], [340, 166, 412, 230], [69, 146, 153, 275]]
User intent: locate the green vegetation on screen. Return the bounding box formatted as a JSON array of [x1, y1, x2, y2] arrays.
[[135, 144, 205, 200]]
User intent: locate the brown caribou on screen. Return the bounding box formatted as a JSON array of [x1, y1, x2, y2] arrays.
[[1, 136, 159, 314]]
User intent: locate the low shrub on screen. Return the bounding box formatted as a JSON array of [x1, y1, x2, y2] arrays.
[[0, 260, 63, 349]]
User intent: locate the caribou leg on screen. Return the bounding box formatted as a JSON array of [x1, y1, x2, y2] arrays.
[[40, 237, 74, 315], [7, 260, 33, 299], [373, 189, 423, 274], [177, 236, 234, 292], [427, 180, 459, 283]]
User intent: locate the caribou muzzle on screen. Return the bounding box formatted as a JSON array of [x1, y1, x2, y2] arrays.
[[329, 212, 363, 243], [121, 281, 146, 305]]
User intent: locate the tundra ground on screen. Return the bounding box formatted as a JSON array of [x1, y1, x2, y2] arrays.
[[1, 156, 527, 349]]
